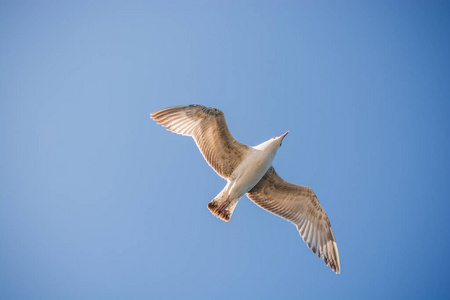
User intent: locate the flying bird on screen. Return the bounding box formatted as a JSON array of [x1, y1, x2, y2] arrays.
[[150, 105, 340, 273]]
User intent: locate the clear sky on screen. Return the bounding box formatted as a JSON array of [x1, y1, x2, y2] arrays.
[[1, 1, 450, 299]]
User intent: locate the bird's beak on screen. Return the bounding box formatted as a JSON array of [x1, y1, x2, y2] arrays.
[[281, 131, 289, 139]]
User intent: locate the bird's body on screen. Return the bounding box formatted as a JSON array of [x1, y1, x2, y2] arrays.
[[229, 140, 281, 199], [151, 104, 340, 273], [208, 133, 287, 221]]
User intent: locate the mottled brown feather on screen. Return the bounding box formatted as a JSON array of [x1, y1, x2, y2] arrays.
[[248, 166, 341, 273], [151, 105, 250, 179]]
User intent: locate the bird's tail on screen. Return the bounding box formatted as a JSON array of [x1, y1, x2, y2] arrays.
[[207, 189, 239, 222]]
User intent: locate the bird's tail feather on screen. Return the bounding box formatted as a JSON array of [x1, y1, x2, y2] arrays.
[[208, 197, 239, 222]]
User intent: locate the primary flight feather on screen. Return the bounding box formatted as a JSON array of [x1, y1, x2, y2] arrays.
[[151, 104, 340, 273]]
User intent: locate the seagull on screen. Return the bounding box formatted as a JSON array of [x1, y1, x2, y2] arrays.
[[150, 104, 340, 273]]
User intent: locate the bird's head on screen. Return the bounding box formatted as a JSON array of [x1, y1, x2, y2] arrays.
[[263, 131, 289, 151], [254, 131, 289, 152], [270, 131, 289, 147]]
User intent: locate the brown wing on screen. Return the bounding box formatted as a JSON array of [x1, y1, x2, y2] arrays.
[[151, 105, 250, 179], [247, 166, 340, 273]]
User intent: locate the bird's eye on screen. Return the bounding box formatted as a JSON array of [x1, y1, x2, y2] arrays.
[[280, 142, 282, 147]]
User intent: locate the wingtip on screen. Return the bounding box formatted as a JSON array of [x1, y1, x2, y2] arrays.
[[150, 111, 159, 119], [334, 265, 340, 274]]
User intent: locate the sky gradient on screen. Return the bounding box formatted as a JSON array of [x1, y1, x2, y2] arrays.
[[1, 1, 450, 299]]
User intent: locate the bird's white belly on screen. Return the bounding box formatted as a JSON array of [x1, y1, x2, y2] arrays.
[[227, 149, 275, 200]]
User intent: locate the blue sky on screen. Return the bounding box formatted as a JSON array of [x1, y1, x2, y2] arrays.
[[1, 1, 450, 299]]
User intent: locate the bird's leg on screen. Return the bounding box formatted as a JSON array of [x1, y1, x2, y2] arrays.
[[216, 196, 231, 215]]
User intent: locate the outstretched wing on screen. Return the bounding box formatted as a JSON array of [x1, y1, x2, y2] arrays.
[[151, 105, 250, 179], [247, 166, 340, 273]]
